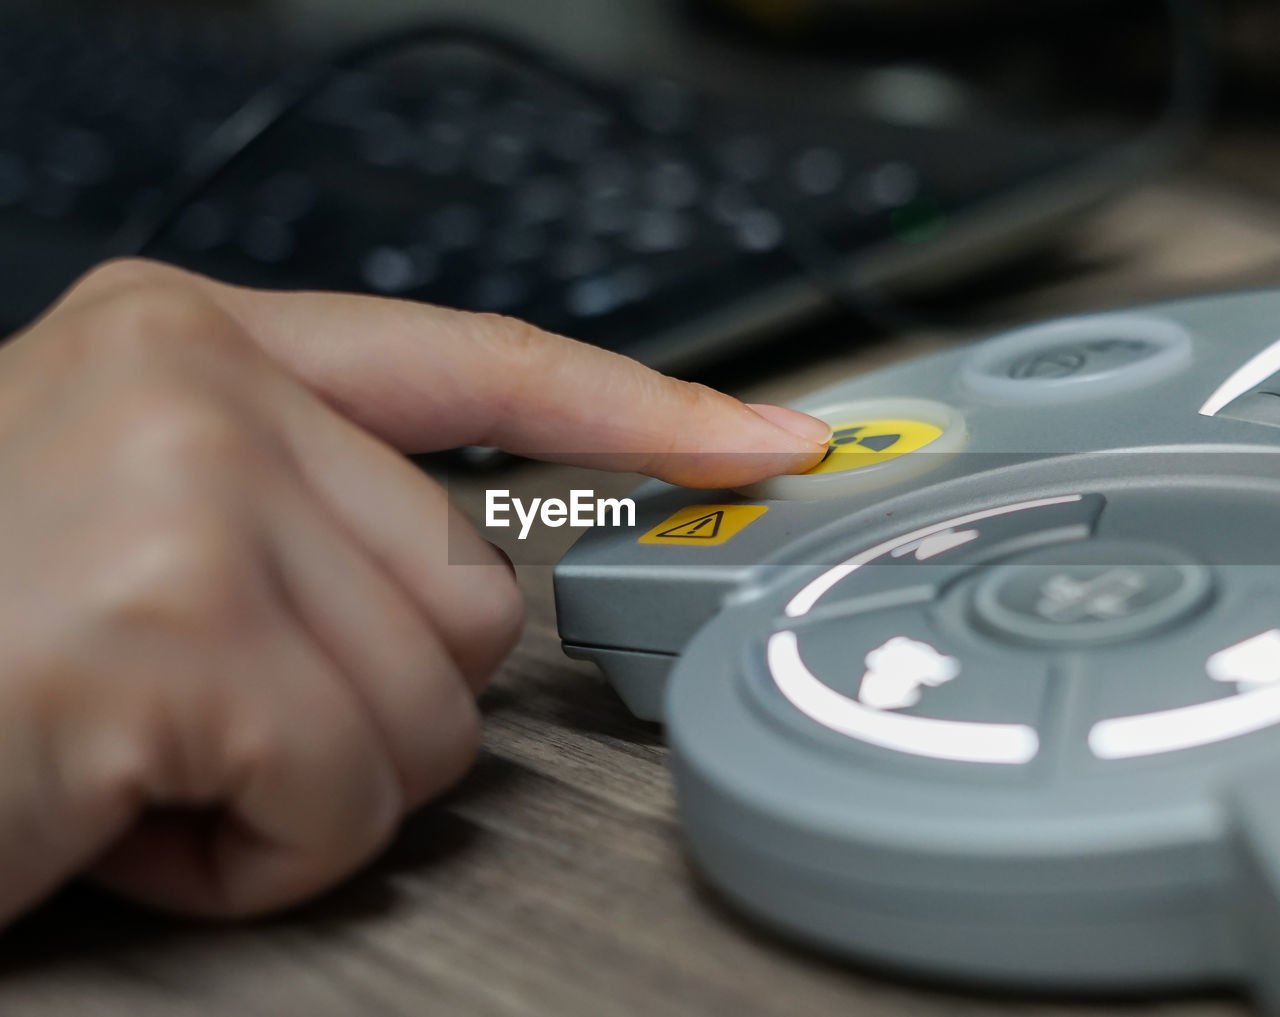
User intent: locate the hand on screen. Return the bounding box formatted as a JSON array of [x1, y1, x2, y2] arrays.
[[0, 259, 829, 925]]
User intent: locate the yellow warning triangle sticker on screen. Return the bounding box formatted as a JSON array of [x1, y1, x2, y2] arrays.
[[638, 504, 769, 546], [656, 510, 724, 539]]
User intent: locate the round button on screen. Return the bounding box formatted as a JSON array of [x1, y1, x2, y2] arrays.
[[738, 397, 966, 501], [961, 315, 1192, 405], [970, 541, 1211, 647], [808, 417, 942, 475]]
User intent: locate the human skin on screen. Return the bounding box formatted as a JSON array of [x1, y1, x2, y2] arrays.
[[0, 259, 830, 927]]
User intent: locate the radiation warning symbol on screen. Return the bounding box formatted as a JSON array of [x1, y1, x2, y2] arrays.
[[804, 418, 943, 476], [638, 504, 769, 546]]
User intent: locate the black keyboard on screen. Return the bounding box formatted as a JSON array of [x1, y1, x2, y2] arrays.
[[0, 5, 1154, 372]]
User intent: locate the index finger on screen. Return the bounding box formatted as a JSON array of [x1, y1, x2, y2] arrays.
[[132, 263, 831, 488]]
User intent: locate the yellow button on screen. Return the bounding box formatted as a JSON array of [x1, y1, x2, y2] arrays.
[[806, 418, 945, 475], [638, 504, 769, 546], [738, 398, 965, 501]]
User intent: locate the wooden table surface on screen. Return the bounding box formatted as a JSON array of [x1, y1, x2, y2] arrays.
[[3, 140, 1280, 1016]]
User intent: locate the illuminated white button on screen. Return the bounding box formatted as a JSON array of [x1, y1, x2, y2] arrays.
[[738, 397, 966, 502], [1199, 336, 1280, 417], [1206, 629, 1280, 693], [1081, 614, 1280, 761], [1089, 683, 1280, 761], [767, 631, 1039, 765], [763, 604, 1047, 765]]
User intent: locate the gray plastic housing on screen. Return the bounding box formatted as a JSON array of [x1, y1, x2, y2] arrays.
[[553, 290, 1280, 1005]]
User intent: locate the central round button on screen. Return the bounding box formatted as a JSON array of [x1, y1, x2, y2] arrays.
[[970, 541, 1212, 647]]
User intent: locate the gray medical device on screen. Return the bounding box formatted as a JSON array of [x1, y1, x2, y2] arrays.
[[554, 291, 1280, 1008]]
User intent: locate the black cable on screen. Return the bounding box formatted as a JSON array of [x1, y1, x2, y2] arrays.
[[113, 3, 1213, 331]]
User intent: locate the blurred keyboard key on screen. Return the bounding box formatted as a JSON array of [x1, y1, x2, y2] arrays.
[[549, 238, 611, 280], [734, 208, 783, 252], [865, 160, 920, 209], [717, 133, 773, 183], [0, 153, 28, 207], [475, 132, 530, 186], [646, 159, 699, 209], [417, 120, 468, 176], [489, 225, 547, 265], [512, 174, 571, 224], [630, 78, 694, 135], [46, 128, 112, 187], [469, 269, 530, 313], [361, 245, 432, 294], [257, 171, 316, 222], [566, 264, 652, 318], [27, 178, 75, 219], [429, 202, 483, 250], [173, 201, 230, 251], [791, 146, 844, 196], [241, 217, 294, 263], [627, 208, 692, 253]]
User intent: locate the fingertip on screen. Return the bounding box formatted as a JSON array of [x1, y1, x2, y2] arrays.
[[639, 446, 828, 489], [776, 444, 831, 477]]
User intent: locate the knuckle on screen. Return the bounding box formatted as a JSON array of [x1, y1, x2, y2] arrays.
[[472, 311, 540, 347], [92, 287, 234, 358], [673, 378, 728, 422], [635, 379, 720, 474], [106, 393, 260, 490], [472, 312, 559, 376], [74, 257, 182, 297], [147, 404, 252, 470], [98, 513, 257, 634], [60, 266, 240, 367], [467, 313, 577, 438]]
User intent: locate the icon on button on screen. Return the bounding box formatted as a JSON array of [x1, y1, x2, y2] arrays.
[[889, 527, 981, 562], [1005, 339, 1151, 381], [1034, 568, 1146, 622], [806, 417, 943, 476], [858, 635, 960, 710]]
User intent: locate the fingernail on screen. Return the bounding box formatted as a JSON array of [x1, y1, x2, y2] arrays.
[[487, 541, 517, 576], [745, 403, 832, 446]]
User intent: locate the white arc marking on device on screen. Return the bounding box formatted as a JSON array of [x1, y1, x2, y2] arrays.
[[768, 631, 1039, 765], [1198, 337, 1280, 417], [858, 635, 960, 710], [889, 527, 980, 561], [1206, 629, 1280, 693], [1089, 682, 1280, 760], [785, 495, 1084, 618]]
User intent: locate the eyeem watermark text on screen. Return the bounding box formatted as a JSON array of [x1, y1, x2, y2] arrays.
[[486, 489, 636, 540]]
